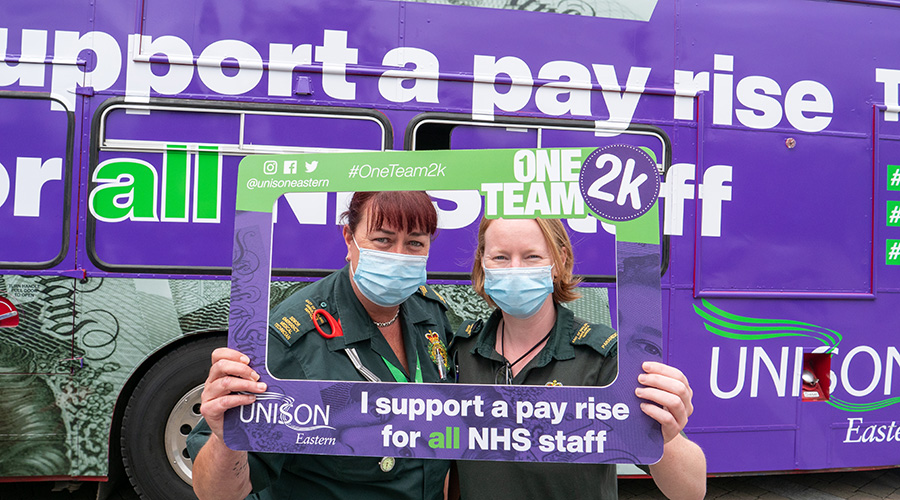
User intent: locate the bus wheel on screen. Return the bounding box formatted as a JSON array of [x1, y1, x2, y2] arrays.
[[121, 335, 224, 499]]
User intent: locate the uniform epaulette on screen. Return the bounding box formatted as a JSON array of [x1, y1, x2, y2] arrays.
[[454, 318, 483, 340], [416, 284, 448, 310], [570, 320, 618, 357], [269, 295, 333, 347]]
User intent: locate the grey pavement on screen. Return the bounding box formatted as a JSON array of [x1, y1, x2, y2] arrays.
[[619, 468, 900, 499], [0, 468, 898, 499]]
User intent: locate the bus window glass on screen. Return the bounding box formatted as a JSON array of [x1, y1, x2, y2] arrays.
[[243, 114, 385, 151], [450, 125, 538, 149], [91, 105, 387, 272], [0, 96, 70, 267], [414, 119, 670, 280], [104, 109, 241, 146], [541, 128, 665, 169]]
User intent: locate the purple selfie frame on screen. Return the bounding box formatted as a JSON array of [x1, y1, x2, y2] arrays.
[[224, 148, 664, 464]]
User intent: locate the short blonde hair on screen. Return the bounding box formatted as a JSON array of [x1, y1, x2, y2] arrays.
[[471, 218, 581, 306]]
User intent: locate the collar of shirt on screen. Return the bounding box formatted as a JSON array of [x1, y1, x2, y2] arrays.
[[471, 304, 576, 370], [330, 264, 441, 345]]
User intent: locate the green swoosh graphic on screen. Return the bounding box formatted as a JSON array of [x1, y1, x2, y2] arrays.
[[827, 397, 900, 412], [693, 299, 841, 351]]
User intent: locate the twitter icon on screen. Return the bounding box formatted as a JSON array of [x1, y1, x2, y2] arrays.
[[305, 160, 318, 173]]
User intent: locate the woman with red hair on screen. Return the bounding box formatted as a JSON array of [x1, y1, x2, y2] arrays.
[[189, 191, 453, 500]]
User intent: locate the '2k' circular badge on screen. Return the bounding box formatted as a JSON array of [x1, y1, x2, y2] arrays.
[[579, 145, 660, 221]]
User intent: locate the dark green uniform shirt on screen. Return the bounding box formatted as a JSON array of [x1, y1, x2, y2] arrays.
[[188, 266, 452, 500], [451, 305, 624, 500]]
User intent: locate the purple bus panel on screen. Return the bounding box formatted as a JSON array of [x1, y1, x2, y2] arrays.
[[878, 111, 900, 286], [695, 121, 872, 295]]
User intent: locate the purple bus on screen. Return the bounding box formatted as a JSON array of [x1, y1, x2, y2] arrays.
[[1, 0, 898, 498]]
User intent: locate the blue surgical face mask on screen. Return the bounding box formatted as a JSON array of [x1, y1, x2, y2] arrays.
[[483, 265, 554, 319], [351, 238, 428, 307]]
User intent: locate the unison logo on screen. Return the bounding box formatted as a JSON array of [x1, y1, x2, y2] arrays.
[[238, 392, 334, 431], [695, 300, 900, 412]]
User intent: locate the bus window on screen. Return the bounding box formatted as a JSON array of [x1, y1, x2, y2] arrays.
[[89, 101, 390, 273], [104, 108, 241, 146], [408, 115, 670, 281], [0, 94, 73, 269], [243, 113, 385, 151], [450, 124, 538, 149], [407, 115, 672, 331]]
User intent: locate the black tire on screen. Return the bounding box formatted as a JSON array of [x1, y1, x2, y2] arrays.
[[121, 335, 225, 500]]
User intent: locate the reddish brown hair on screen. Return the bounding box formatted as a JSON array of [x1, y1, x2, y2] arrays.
[[342, 191, 438, 236]]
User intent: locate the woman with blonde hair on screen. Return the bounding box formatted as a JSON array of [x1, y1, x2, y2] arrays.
[[452, 217, 706, 500]]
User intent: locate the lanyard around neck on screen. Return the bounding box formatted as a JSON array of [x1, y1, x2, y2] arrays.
[[382, 354, 423, 383], [501, 320, 553, 370]]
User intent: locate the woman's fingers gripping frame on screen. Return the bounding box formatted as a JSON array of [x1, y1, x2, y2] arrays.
[[201, 348, 267, 419], [635, 362, 694, 443]]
